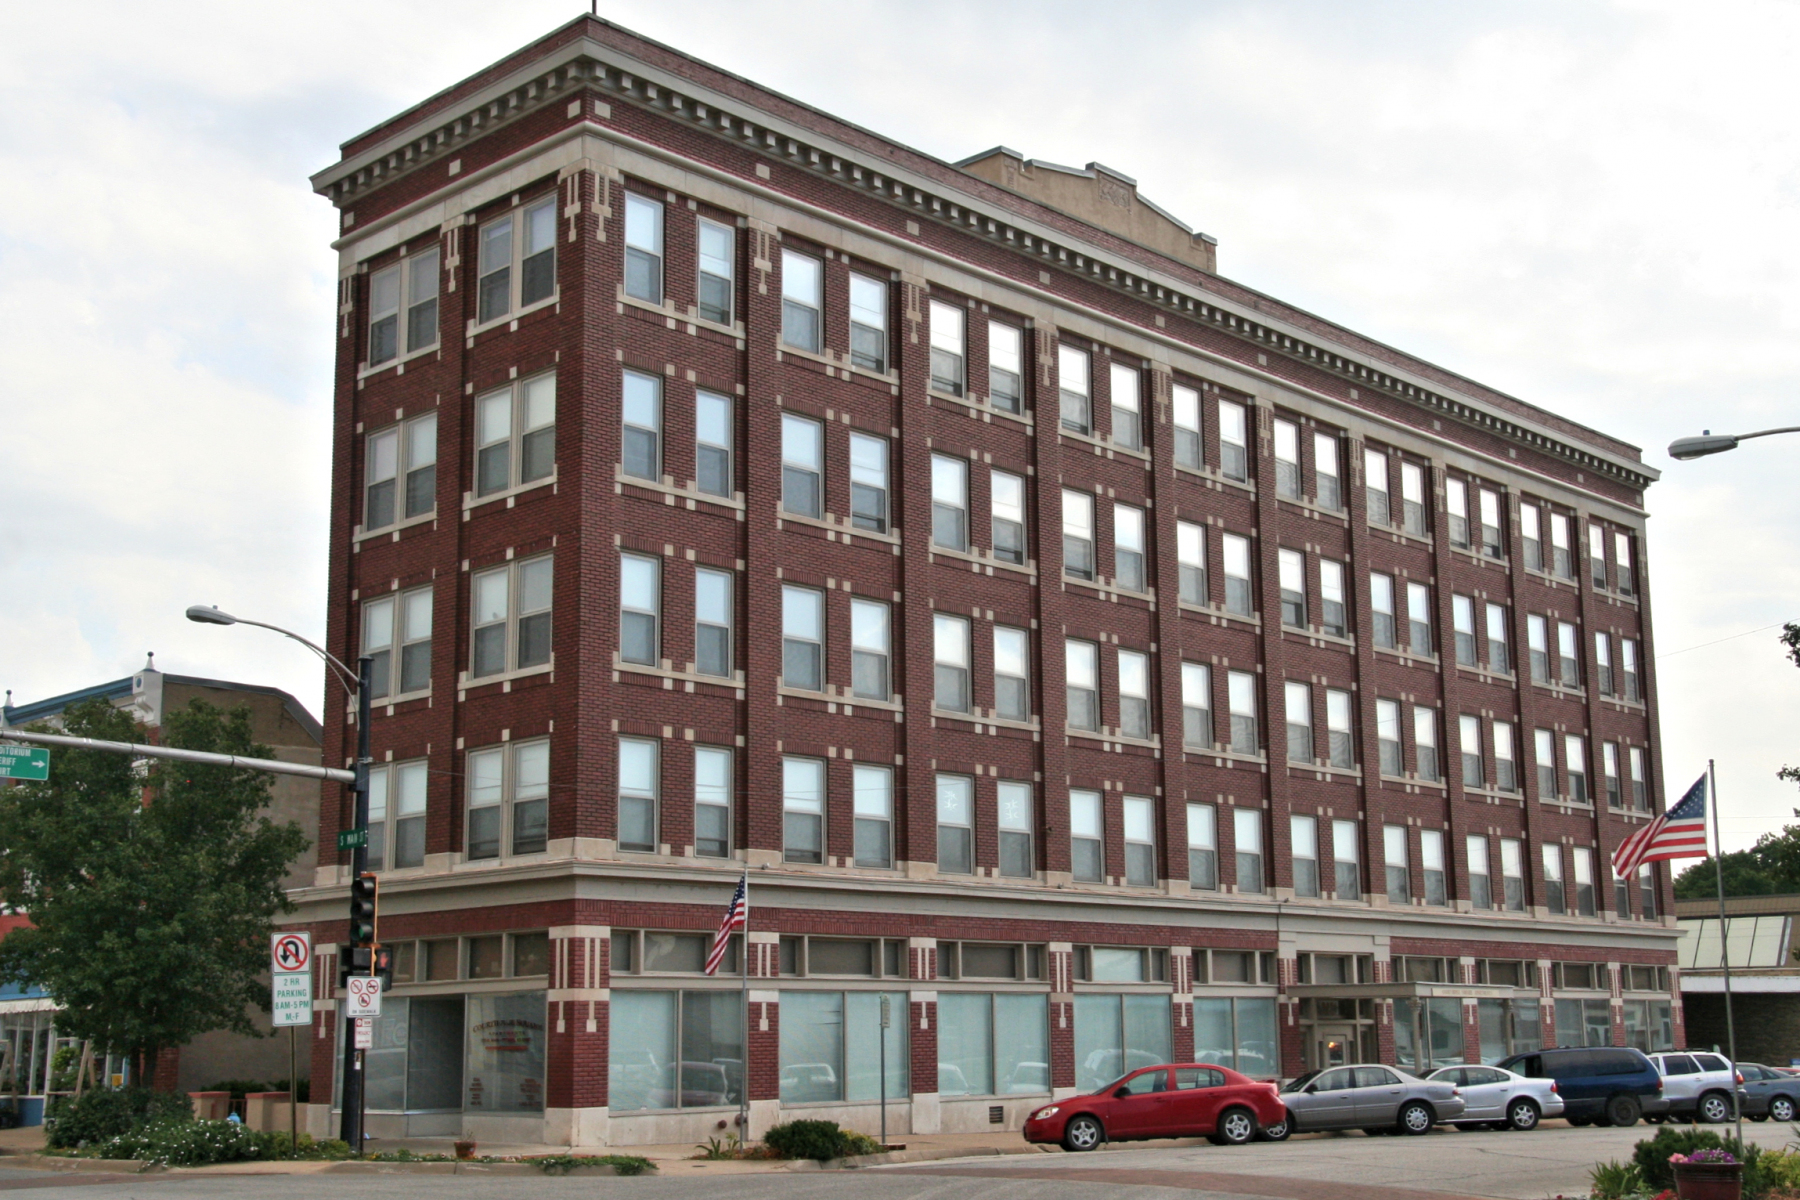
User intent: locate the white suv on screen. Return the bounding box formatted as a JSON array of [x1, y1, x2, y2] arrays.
[[1647, 1052, 1744, 1124]]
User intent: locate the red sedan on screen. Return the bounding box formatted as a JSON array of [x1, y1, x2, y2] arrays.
[[1023, 1063, 1288, 1151]]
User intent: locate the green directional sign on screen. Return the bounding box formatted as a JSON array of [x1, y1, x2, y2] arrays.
[[0, 746, 49, 781], [337, 828, 368, 851]]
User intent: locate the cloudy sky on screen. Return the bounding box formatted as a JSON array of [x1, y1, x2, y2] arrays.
[[2, 0, 1796, 850]]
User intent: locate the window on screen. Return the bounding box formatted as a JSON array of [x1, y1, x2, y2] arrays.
[[993, 626, 1030, 721], [853, 764, 893, 868], [938, 774, 973, 874], [1291, 815, 1319, 898], [475, 373, 555, 496], [1228, 670, 1258, 754], [849, 431, 888, 533], [1058, 344, 1090, 433], [1334, 819, 1361, 900], [472, 555, 552, 677], [616, 737, 659, 852], [1111, 363, 1142, 449], [1446, 478, 1470, 548], [782, 757, 825, 864], [938, 991, 1048, 1097], [781, 249, 822, 352], [694, 567, 732, 678], [1223, 533, 1253, 615], [1616, 533, 1635, 596], [1278, 549, 1306, 628], [1558, 621, 1581, 687], [1622, 639, 1641, 701], [1486, 603, 1511, 673], [1502, 838, 1525, 910], [1406, 581, 1433, 656], [1315, 432, 1341, 509], [1460, 714, 1484, 788], [612, 989, 745, 1112], [367, 248, 440, 365], [697, 218, 734, 324], [1528, 615, 1551, 682], [1218, 400, 1248, 481], [989, 321, 1023, 412], [1613, 863, 1632, 918], [363, 585, 432, 699], [1479, 488, 1504, 557], [403, 247, 441, 355], [1062, 489, 1095, 580], [1188, 803, 1217, 890], [1371, 573, 1397, 648], [363, 413, 437, 529], [932, 454, 969, 551], [1385, 825, 1410, 904], [1494, 721, 1518, 792], [780, 413, 823, 518], [1285, 681, 1313, 763], [1521, 502, 1543, 571], [1320, 559, 1347, 637], [1070, 789, 1103, 883], [1452, 595, 1477, 666], [1124, 796, 1155, 886], [1566, 734, 1589, 803], [1468, 835, 1492, 909], [1414, 706, 1439, 781], [1325, 689, 1354, 768], [1114, 504, 1146, 592], [1629, 746, 1649, 811], [1421, 829, 1447, 905], [1543, 844, 1566, 914], [1171, 521, 1208, 606], [929, 299, 965, 394], [998, 781, 1033, 878], [1638, 863, 1657, 918], [694, 747, 731, 858], [468, 739, 550, 859], [1365, 448, 1390, 525], [1573, 847, 1596, 917], [1182, 662, 1212, 749], [368, 760, 428, 870], [1549, 512, 1573, 579], [849, 275, 888, 372], [851, 598, 890, 701], [1589, 524, 1607, 589], [1595, 633, 1614, 695], [991, 469, 1026, 563], [621, 193, 664, 304], [781, 586, 824, 692], [620, 370, 661, 481], [1377, 699, 1403, 776], [1192, 996, 1279, 1077], [696, 390, 732, 497], [934, 613, 971, 712], [477, 195, 555, 322], [1118, 649, 1150, 739], [1066, 639, 1099, 730], [1535, 728, 1558, 798], [1174, 384, 1202, 469], [1273, 418, 1300, 498], [1234, 808, 1264, 893], [617, 553, 659, 667]]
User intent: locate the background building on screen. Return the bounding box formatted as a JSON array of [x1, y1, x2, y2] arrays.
[[294, 16, 1679, 1147], [1677, 894, 1800, 1066]]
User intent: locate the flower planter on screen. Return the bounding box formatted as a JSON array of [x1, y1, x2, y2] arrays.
[[453, 1141, 477, 1161], [1673, 1160, 1743, 1200]]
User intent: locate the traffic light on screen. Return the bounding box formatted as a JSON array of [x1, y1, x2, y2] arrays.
[[338, 944, 393, 990], [348, 872, 378, 948]]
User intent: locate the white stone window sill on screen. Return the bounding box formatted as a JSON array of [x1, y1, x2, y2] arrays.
[[466, 293, 558, 339], [354, 510, 437, 544], [463, 475, 557, 514], [457, 659, 554, 692], [357, 342, 440, 382], [615, 465, 745, 512]]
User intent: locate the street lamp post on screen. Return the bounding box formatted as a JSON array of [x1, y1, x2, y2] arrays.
[[1668, 426, 1800, 460], [186, 606, 373, 1151]]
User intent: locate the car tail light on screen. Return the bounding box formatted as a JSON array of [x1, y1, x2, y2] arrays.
[[1452, 1087, 1462, 1097], [1737, 1073, 1746, 1085], [1550, 1081, 1558, 1093]]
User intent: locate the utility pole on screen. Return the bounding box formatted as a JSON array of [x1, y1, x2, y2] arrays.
[[339, 656, 373, 1152]]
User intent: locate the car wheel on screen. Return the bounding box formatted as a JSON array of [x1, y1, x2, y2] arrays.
[[1772, 1096, 1797, 1123], [1507, 1099, 1541, 1132], [1604, 1094, 1641, 1129], [1698, 1092, 1733, 1124], [1062, 1115, 1103, 1152], [1257, 1115, 1291, 1142], [1215, 1107, 1256, 1146], [1398, 1101, 1435, 1135]]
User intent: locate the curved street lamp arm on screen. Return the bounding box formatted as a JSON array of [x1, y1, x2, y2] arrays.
[[231, 617, 360, 696], [1736, 425, 1800, 442]]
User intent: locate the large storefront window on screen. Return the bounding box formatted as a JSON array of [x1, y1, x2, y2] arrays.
[[1476, 999, 1541, 1063], [1073, 994, 1171, 1094], [937, 993, 1049, 1097], [337, 994, 465, 1113], [777, 991, 907, 1104], [466, 992, 547, 1113], [1622, 1000, 1674, 1052], [611, 990, 744, 1112], [1555, 998, 1613, 1048], [1193, 997, 1279, 1078], [1394, 998, 1465, 1072]]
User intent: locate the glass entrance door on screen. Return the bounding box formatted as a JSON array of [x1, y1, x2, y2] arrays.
[[1309, 1023, 1356, 1070]]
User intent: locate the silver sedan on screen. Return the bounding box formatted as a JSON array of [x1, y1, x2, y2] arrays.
[[1426, 1064, 1565, 1131], [1280, 1064, 1466, 1135]]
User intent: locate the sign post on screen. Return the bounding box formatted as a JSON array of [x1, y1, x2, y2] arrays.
[[0, 746, 49, 781], [269, 933, 312, 1156]]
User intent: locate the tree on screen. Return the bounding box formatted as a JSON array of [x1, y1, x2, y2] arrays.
[[0, 698, 309, 1088]]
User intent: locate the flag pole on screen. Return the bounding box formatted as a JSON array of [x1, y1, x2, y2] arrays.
[[1709, 759, 1742, 1143], [739, 868, 750, 1149]]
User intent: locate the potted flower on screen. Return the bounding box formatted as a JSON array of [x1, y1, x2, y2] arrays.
[[1670, 1148, 1742, 1200]]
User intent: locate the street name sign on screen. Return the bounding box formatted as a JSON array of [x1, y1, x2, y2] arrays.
[[0, 746, 49, 781], [346, 975, 382, 1018], [336, 828, 367, 851]]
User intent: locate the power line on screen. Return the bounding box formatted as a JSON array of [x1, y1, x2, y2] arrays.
[[1658, 623, 1787, 660]]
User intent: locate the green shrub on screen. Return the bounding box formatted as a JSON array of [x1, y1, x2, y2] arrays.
[[1762, 1149, 1800, 1193], [532, 1154, 653, 1176], [840, 1131, 883, 1156], [1632, 1128, 1765, 1196], [263, 1132, 350, 1160], [97, 1119, 270, 1167], [201, 1079, 273, 1099], [763, 1119, 850, 1161], [45, 1088, 191, 1149], [1589, 1159, 1645, 1200]]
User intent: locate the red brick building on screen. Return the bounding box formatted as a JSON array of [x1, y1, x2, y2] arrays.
[[292, 16, 1681, 1147]]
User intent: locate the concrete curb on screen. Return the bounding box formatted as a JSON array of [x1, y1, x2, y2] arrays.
[[14, 1153, 654, 1178], [13, 1155, 160, 1174], [786, 1143, 1051, 1171]]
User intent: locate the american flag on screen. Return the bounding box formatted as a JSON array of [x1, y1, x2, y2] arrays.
[[1613, 774, 1710, 878], [704, 872, 748, 976]]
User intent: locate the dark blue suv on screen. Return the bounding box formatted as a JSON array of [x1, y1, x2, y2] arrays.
[[1496, 1047, 1665, 1127]]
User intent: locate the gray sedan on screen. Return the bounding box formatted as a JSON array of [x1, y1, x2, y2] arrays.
[[1426, 1064, 1564, 1131], [1280, 1064, 1466, 1135]]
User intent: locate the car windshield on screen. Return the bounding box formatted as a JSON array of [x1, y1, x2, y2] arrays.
[[1281, 1070, 1321, 1094]]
